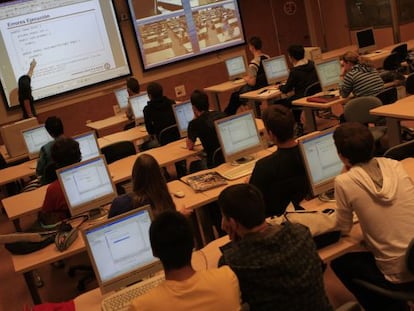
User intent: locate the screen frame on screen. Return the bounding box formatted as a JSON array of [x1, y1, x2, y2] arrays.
[[314, 57, 342, 92], [21, 124, 53, 159], [72, 131, 101, 161], [356, 27, 376, 54], [225, 55, 247, 81], [262, 54, 289, 85], [114, 87, 130, 111], [172, 100, 194, 138], [128, 92, 149, 125]]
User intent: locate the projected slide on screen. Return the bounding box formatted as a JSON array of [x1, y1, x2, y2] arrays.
[[128, 0, 245, 70], [0, 0, 130, 108]]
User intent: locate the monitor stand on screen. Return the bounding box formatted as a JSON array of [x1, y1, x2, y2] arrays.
[[318, 189, 336, 203], [231, 155, 255, 166], [87, 207, 108, 222]]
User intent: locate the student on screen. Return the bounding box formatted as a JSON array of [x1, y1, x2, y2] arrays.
[[18, 59, 37, 119], [36, 116, 64, 185], [129, 210, 242, 311], [187, 89, 226, 170], [218, 184, 333, 311], [38, 137, 81, 226], [331, 122, 414, 311], [108, 154, 176, 218], [249, 105, 309, 216], [224, 36, 269, 115], [339, 51, 384, 98], [125, 77, 140, 121], [278, 44, 319, 136]]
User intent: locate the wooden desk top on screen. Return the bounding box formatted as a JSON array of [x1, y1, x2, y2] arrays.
[[86, 115, 129, 131], [370, 95, 414, 119], [321, 45, 358, 60], [204, 80, 246, 93], [239, 86, 282, 101], [101, 126, 148, 144], [2, 186, 46, 220], [0, 159, 37, 186], [0, 145, 29, 165], [292, 91, 348, 108]]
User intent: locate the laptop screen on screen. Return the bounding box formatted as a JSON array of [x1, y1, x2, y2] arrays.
[[73, 132, 100, 161], [21, 124, 54, 159], [129, 93, 149, 124], [173, 101, 194, 137], [82, 206, 162, 294]]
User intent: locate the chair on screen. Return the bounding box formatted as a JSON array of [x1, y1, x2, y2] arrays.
[[406, 73, 414, 95], [383, 52, 402, 71], [383, 139, 414, 160], [343, 96, 386, 141], [376, 87, 398, 105], [211, 147, 224, 168], [100, 141, 136, 164], [304, 81, 322, 96], [123, 121, 135, 131], [353, 238, 414, 305], [391, 43, 408, 64], [157, 124, 180, 146]]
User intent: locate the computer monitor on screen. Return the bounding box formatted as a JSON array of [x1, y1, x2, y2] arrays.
[[129, 93, 149, 125], [57, 156, 117, 218], [172, 101, 194, 137], [315, 58, 342, 93], [21, 124, 54, 159], [82, 206, 162, 294], [298, 128, 343, 200], [356, 27, 376, 54], [114, 87, 130, 111], [73, 132, 101, 161], [214, 110, 264, 164], [0, 117, 39, 158], [225, 55, 247, 81], [262, 55, 289, 85]]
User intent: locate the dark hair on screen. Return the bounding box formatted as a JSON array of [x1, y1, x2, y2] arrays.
[[249, 36, 262, 50], [190, 90, 209, 112], [18, 75, 32, 101], [218, 184, 265, 229], [262, 105, 295, 143], [333, 122, 374, 165], [150, 211, 194, 270], [51, 137, 81, 168], [126, 77, 140, 94], [147, 82, 163, 100], [341, 51, 359, 65], [132, 154, 175, 215], [288, 45, 305, 61], [45, 116, 64, 138]]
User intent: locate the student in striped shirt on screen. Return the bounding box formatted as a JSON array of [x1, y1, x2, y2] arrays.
[[339, 51, 384, 98]]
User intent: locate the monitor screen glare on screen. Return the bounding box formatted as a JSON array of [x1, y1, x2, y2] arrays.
[[173, 101, 194, 137], [225, 56, 246, 80], [73, 132, 100, 161], [129, 93, 149, 123], [262, 55, 289, 85], [356, 28, 376, 54], [114, 88, 129, 110], [315, 58, 341, 92], [215, 110, 263, 164], [22, 125, 53, 157]]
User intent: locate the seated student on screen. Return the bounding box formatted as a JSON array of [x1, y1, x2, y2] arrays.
[[108, 154, 176, 218], [218, 184, 333, 311], [330, 122, 414, 311], [125, 77, 140, 122], [187, 90, 226, 170], [224, 36, 269, 115], [339, 51, 384, 98], [278, 44, 319, 136], [38, 137, 81, 226], [36, 116, 64, 185], [249, 105, 309, 216], [129, 210, 242, 311]]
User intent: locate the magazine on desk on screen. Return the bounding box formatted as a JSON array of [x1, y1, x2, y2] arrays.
[[182, 171, 228, 192]]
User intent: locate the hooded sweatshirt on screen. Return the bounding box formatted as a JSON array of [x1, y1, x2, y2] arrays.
[[335, 157, 414, 283], [279, 59, 319, 98], [143, 96, 177, 140], [339, 63, 384, 98]]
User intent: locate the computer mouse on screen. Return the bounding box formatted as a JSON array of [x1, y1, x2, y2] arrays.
[[173, 191, 185, 198]]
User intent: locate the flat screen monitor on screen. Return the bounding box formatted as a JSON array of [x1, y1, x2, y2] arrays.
[[21, 124, 54, 159], [114, 88, 129, 111], [127, 0, 246, 71], [298, 128, 343, 198], [262, 55, 289, 85], [225, 55, 247, 81], [57, 155, 117, 218], [173, 101, 194, 137], [315, 58, 342, 92], [82, 206, 162, 294], [214, 110, 263, 164], [0, 0, 131, 109], [0, 117, 39, 158], [73, 131, 100, 161], [356, 28, 376, 54], [129, 93, 149, 125]]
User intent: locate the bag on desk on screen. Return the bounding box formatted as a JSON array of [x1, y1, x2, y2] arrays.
[[3, 232, 56, 255]]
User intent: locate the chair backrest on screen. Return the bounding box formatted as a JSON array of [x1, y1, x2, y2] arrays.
[[383, 52, 401, 71], [211, 147, 224, 168], [383, 139, 414, 160], [406, 238, 414, 275], [376, 87, 398, 105], [101, 141, 136, 164], [123, 121, 135, 131], [304, 81, 322, 97], [158, 124, 180, 146], [344, 96, 383, 124], [391, 43, 408, 63], [406, 73, 414, 95]]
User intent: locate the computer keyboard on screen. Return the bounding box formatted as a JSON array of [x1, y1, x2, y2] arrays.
[[101, 274, 165, 311], [220, 160, 257, 180]]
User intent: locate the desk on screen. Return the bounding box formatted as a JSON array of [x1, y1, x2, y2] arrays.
[[0, 145, 29, 165], [204, 80, 246, 111], [85, 115, 129, 137], [0, 159, 37, 187], [98, 126, 149, 149], [321, 45, 358, 60], [292, 92, 348, 132], [239, 86, 282, 115], [370, 95, 414, 146]]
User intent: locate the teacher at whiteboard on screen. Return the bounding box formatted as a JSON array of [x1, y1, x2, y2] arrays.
[[18, 59, 37, 119]]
